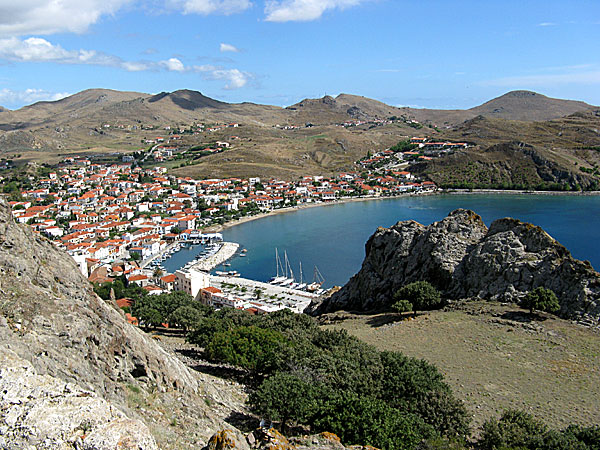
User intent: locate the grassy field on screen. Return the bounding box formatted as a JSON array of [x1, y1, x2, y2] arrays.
[[321, 300, 600, 431]]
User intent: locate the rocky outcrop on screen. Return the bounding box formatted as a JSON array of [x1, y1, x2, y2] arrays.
[[205, 428, 378, 450], [0, 347, 157, 449], [308, 209, 600, 324], [0, 198, 247, 448]]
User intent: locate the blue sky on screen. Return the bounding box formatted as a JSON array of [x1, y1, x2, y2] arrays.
[[0, 0, 599, 110]]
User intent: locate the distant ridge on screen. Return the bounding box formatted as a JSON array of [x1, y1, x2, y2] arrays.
[[147, 89, 228, 110], [1, 88, 596, 128], [469, 90, 597, 121], [1, 88, 598, 183]]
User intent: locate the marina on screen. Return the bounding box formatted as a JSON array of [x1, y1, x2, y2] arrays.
[[209, 274, 318, 314]]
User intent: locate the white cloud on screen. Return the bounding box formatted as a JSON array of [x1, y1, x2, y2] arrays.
[[537, 22, 556, 27], [0, 0, 133, 37], [193, 65, 250, 89], [220, 43, 239, 52], [264, 0, 364, 22], [181, 0, 252, 15], [160, 57, 185, 71], [0, 37, 251, 90], [0, 88, 71, 108], [0, 37, 120, 66]]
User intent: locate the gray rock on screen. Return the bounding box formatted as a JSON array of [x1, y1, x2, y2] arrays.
[[0, 199, 249, 448], [308, 209, 600, 324], [0, 347, 157, 450]]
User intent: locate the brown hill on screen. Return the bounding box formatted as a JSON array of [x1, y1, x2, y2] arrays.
[[400, 90, 598, 126], [0, 88, 148, 131], [470, 90, 597, 121], [286, 93, 404, 124], [0, 88, 598, 182]]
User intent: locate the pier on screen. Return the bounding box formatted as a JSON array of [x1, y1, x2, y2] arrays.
[[209, 274, 318, 313], [191, 242, 239, 271]]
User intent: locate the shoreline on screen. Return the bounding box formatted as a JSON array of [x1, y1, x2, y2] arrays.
[[204, 189, 600, 234]]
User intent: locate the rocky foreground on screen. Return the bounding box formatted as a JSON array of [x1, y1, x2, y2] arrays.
[[308, 209, 600, 325], [0, 199, 365, 448]]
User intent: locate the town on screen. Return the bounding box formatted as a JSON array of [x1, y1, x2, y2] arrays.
[[2, 136, 457, 324]]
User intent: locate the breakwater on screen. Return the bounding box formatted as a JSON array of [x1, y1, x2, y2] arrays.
[[191, 242, 239, 271]]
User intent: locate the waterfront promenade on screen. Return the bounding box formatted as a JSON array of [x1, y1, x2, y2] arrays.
[[210, 274, 318, 313]]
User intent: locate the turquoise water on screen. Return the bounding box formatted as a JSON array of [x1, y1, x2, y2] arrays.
[[173, 194, 600, 288]]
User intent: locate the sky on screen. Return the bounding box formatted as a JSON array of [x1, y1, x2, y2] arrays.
[[0, 0, 599, 110]]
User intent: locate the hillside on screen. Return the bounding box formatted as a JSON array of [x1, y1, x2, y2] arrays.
[[413, 110, 600, 190], [470, 90, 597, 121], [0, 198, 251, 449], [322, 302, 600, 430], [401, 90, 598, 126], [312, 209, 600, 429], [0, 88, 598, 182]]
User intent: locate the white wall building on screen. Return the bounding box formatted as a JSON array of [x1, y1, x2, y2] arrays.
[[174, 268, 210, 299]]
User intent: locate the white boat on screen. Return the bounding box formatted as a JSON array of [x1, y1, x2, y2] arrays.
[[270, 276, 287, 284], [306, 266, 325, 292]]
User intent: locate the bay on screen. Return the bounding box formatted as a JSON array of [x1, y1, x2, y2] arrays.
[[174, 194, 600, 288]]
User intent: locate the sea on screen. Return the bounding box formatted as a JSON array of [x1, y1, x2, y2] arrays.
[[164, 194, 600, 288]]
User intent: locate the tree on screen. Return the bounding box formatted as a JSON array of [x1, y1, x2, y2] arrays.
[[250, 373, 318, 432], [479, 410, 548, 450], [394, 281, 442, 316], [169, 305, 204, 331], [390, 140, 418, 153], [520, 287, 560, 316], [205, 326, 287, 374], [392, 299, 413, 315]]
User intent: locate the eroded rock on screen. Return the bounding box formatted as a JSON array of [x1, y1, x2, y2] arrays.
[[308, 209, 600, 324]]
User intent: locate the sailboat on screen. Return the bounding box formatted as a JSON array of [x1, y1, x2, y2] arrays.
[[279, 251, 295, 286], [295, 261, 307, 290], [270, 248, 287, 284], [306, 266, 325, 292]]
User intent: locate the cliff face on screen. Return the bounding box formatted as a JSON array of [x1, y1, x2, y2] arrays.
[[0, 199, 245, 449], [308, 209, 600, 324]]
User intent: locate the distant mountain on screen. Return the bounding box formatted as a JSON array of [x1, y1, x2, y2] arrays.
[[0, 106, 7, 112], [470, 90, 597, 121], [0, 88, 598, 183], [286, 93, 403, 123], [399, 90, 598, 126], [0, 88, 148, 131], [1, 88, 595, 132], [147, 89, 228, 110]]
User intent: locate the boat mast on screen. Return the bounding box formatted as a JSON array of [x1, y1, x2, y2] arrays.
[[287, 254, 295, 282]]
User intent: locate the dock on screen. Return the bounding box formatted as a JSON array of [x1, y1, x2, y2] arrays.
[[209, 274, 318, 313], [191, 242, 239, 271]]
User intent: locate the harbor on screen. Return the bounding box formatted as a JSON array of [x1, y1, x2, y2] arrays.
[[209, 274, 318, 313], [190, 242, 239, 272]]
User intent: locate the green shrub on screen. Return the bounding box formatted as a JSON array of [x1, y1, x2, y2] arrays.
[[394, 281, 443, 314], [520, 287, 560, 316]]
